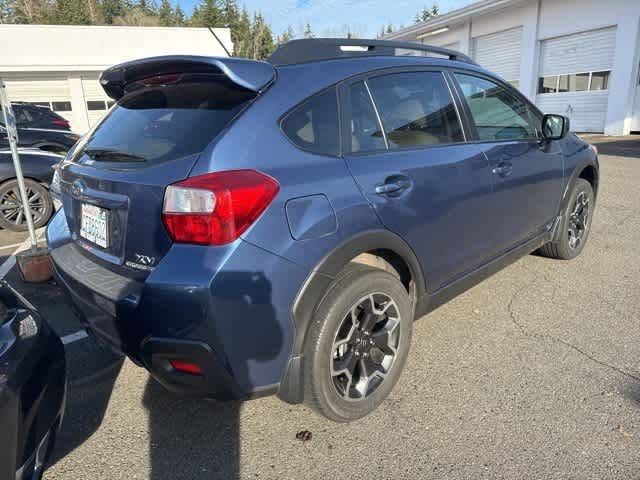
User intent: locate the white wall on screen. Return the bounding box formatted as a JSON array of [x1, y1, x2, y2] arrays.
[[0, 24, 232, 133], [0, 24, 232, 72]]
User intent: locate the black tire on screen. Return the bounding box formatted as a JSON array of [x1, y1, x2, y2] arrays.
[[538, 178, 594, 260], [0, 179, 53, 231], [303, 263, 412, 422]]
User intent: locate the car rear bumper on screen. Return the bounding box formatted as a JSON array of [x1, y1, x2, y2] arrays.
[[0, 284, 66, 480], [47, 210, 308, 399]]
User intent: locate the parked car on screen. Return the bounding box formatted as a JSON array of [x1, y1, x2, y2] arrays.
[[46, 39, 599, 422], [0, 103, 79, 153], [0, 149, 62, 231], [0, 281, 66, 480]]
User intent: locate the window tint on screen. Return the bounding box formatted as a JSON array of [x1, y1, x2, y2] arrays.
[[367, 72, 463, 149], [87, 100, 107, 111], [281, 88, 340, 156], [51, 101, 72, 112], [13, 106, 33, 126], [558, 73, 589, 92], [538, 70, 611, 94], [77, 76, 255, 168], [349, 82, 386, 153], [455, 73, 538, 141], [590, 71, 610, 90], [538, 76, 557, 93]]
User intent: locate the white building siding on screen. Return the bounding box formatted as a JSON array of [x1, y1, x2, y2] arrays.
[[0, 24, 232, 133], [539, 27, 617, 76], [472, 27, 522, 81], [536, 91, 609, 132]]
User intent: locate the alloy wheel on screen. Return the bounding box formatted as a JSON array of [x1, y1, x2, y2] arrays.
[[568, 190, 590, 250], [330, 293, 401, 401], [0, 186, 47, 227]]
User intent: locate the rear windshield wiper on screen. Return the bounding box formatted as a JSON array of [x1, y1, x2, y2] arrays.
[[83, 148, 146, 162]]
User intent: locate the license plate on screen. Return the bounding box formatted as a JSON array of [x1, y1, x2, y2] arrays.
[[80, 203, 109, 248]]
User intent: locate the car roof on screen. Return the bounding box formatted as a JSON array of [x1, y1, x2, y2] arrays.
[[269, 38, 476, 67]]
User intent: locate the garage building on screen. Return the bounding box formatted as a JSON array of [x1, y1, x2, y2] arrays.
[[386, 0, 640, 135], [0, 24, 232, 133]]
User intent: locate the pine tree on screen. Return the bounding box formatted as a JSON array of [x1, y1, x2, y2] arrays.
[[220, 0, 236, 26], [233, 5, 251, 56], [52, 0, 92, 24], [174, 3, 184, 25], [190, 0, 222, 27], [385, 23, 393, 34], [278, 25, 294, 44], [431, 2, 439, 16], [303, 22, 313, 38], [100, 0, 125, 23], [249, 11, 274, 60], [158, 0, 173, 25]]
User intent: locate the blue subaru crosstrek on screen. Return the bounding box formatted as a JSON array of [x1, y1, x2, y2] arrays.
[[46, 39, 598, 422]]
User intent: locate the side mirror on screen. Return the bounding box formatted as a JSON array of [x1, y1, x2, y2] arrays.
[[541, 114, 570, 141]]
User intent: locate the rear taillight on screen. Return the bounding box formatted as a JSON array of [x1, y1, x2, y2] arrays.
[[162, 170, 279, 246], [169, 359, 203, 376], [52, 118, 70, 128]]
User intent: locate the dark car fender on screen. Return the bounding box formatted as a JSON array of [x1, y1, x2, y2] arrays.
[[552, 139, 599, 242], [0, 150, 62, 184], [278, 229, 427, 404]]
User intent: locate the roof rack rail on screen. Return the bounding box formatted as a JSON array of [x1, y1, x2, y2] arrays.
[[268, 38, 476, 66]]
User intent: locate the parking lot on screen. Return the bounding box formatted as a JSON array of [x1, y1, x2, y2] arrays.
[[1, 136, 638, 479]]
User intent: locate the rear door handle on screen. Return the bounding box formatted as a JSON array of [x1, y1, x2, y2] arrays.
[[375, 178, 411, 196], [492, 162, 513, 177]]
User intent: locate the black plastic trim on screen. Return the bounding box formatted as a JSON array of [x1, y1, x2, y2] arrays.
[[279, 229, 426, 404], [141, 337, 247, 400]]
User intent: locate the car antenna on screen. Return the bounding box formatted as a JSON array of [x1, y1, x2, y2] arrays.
[[208, 26, 232, 57]]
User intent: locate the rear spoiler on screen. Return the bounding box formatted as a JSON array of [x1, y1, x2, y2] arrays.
[[99, 55, 276, 100]]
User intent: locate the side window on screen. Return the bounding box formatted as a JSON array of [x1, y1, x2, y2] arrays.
[[281, 88, 340, 156], [349, 81, 386, 153], [13, 107, 33, 126], [367, 71, 463, 149], [455, 73, 539, 141]]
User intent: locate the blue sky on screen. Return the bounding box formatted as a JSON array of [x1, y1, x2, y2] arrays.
[[176, 0, 475, 38]]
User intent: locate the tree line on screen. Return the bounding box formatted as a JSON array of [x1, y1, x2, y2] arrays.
[[0, 0, 280, 59], [0, 0, 440, 59]]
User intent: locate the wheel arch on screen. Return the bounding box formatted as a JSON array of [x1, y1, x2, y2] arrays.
[[278, 229, 427, 404], [561, 158, 599, 213]]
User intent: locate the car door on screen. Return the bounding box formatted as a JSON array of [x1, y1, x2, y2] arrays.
[[452, 72, 565, 257], [342, 69, 495, 292]]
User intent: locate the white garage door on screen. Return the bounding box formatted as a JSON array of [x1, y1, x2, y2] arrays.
[[472, 27, 522, 85], [81, 75, 113, 127], [2, 73, 74, 124], [536, 27, 617, 133]]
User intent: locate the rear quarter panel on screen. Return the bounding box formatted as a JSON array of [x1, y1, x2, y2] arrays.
[[189, 61, 389, 272]]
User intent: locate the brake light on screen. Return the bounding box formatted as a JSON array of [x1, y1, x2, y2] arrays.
[[169, 359, 203, 375], [162, 170, 279, 245], [52, 118, 70, 128]]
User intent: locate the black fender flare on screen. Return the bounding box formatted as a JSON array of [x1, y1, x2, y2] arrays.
[[278, 229, 427, 403], [552, 157, 599, 242]]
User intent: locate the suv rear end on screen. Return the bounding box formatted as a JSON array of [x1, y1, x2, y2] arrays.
[[47, 56, 315, 399]]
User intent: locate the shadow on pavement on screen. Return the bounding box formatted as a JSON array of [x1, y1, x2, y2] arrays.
[[588, 136, 640, 158], [144, 380, 241, 479], [48, 358, 124, 465]]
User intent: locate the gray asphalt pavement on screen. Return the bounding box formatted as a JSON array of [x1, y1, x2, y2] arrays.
[[2, 136, 638, 479]]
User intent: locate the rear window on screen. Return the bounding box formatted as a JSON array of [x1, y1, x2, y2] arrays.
[[281, 88, 340, 156], [74, 76, 255, 168]]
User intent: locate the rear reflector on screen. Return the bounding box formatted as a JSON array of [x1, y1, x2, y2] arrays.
[[169, 359, 203, 375], [162, 170, 279, 245]]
